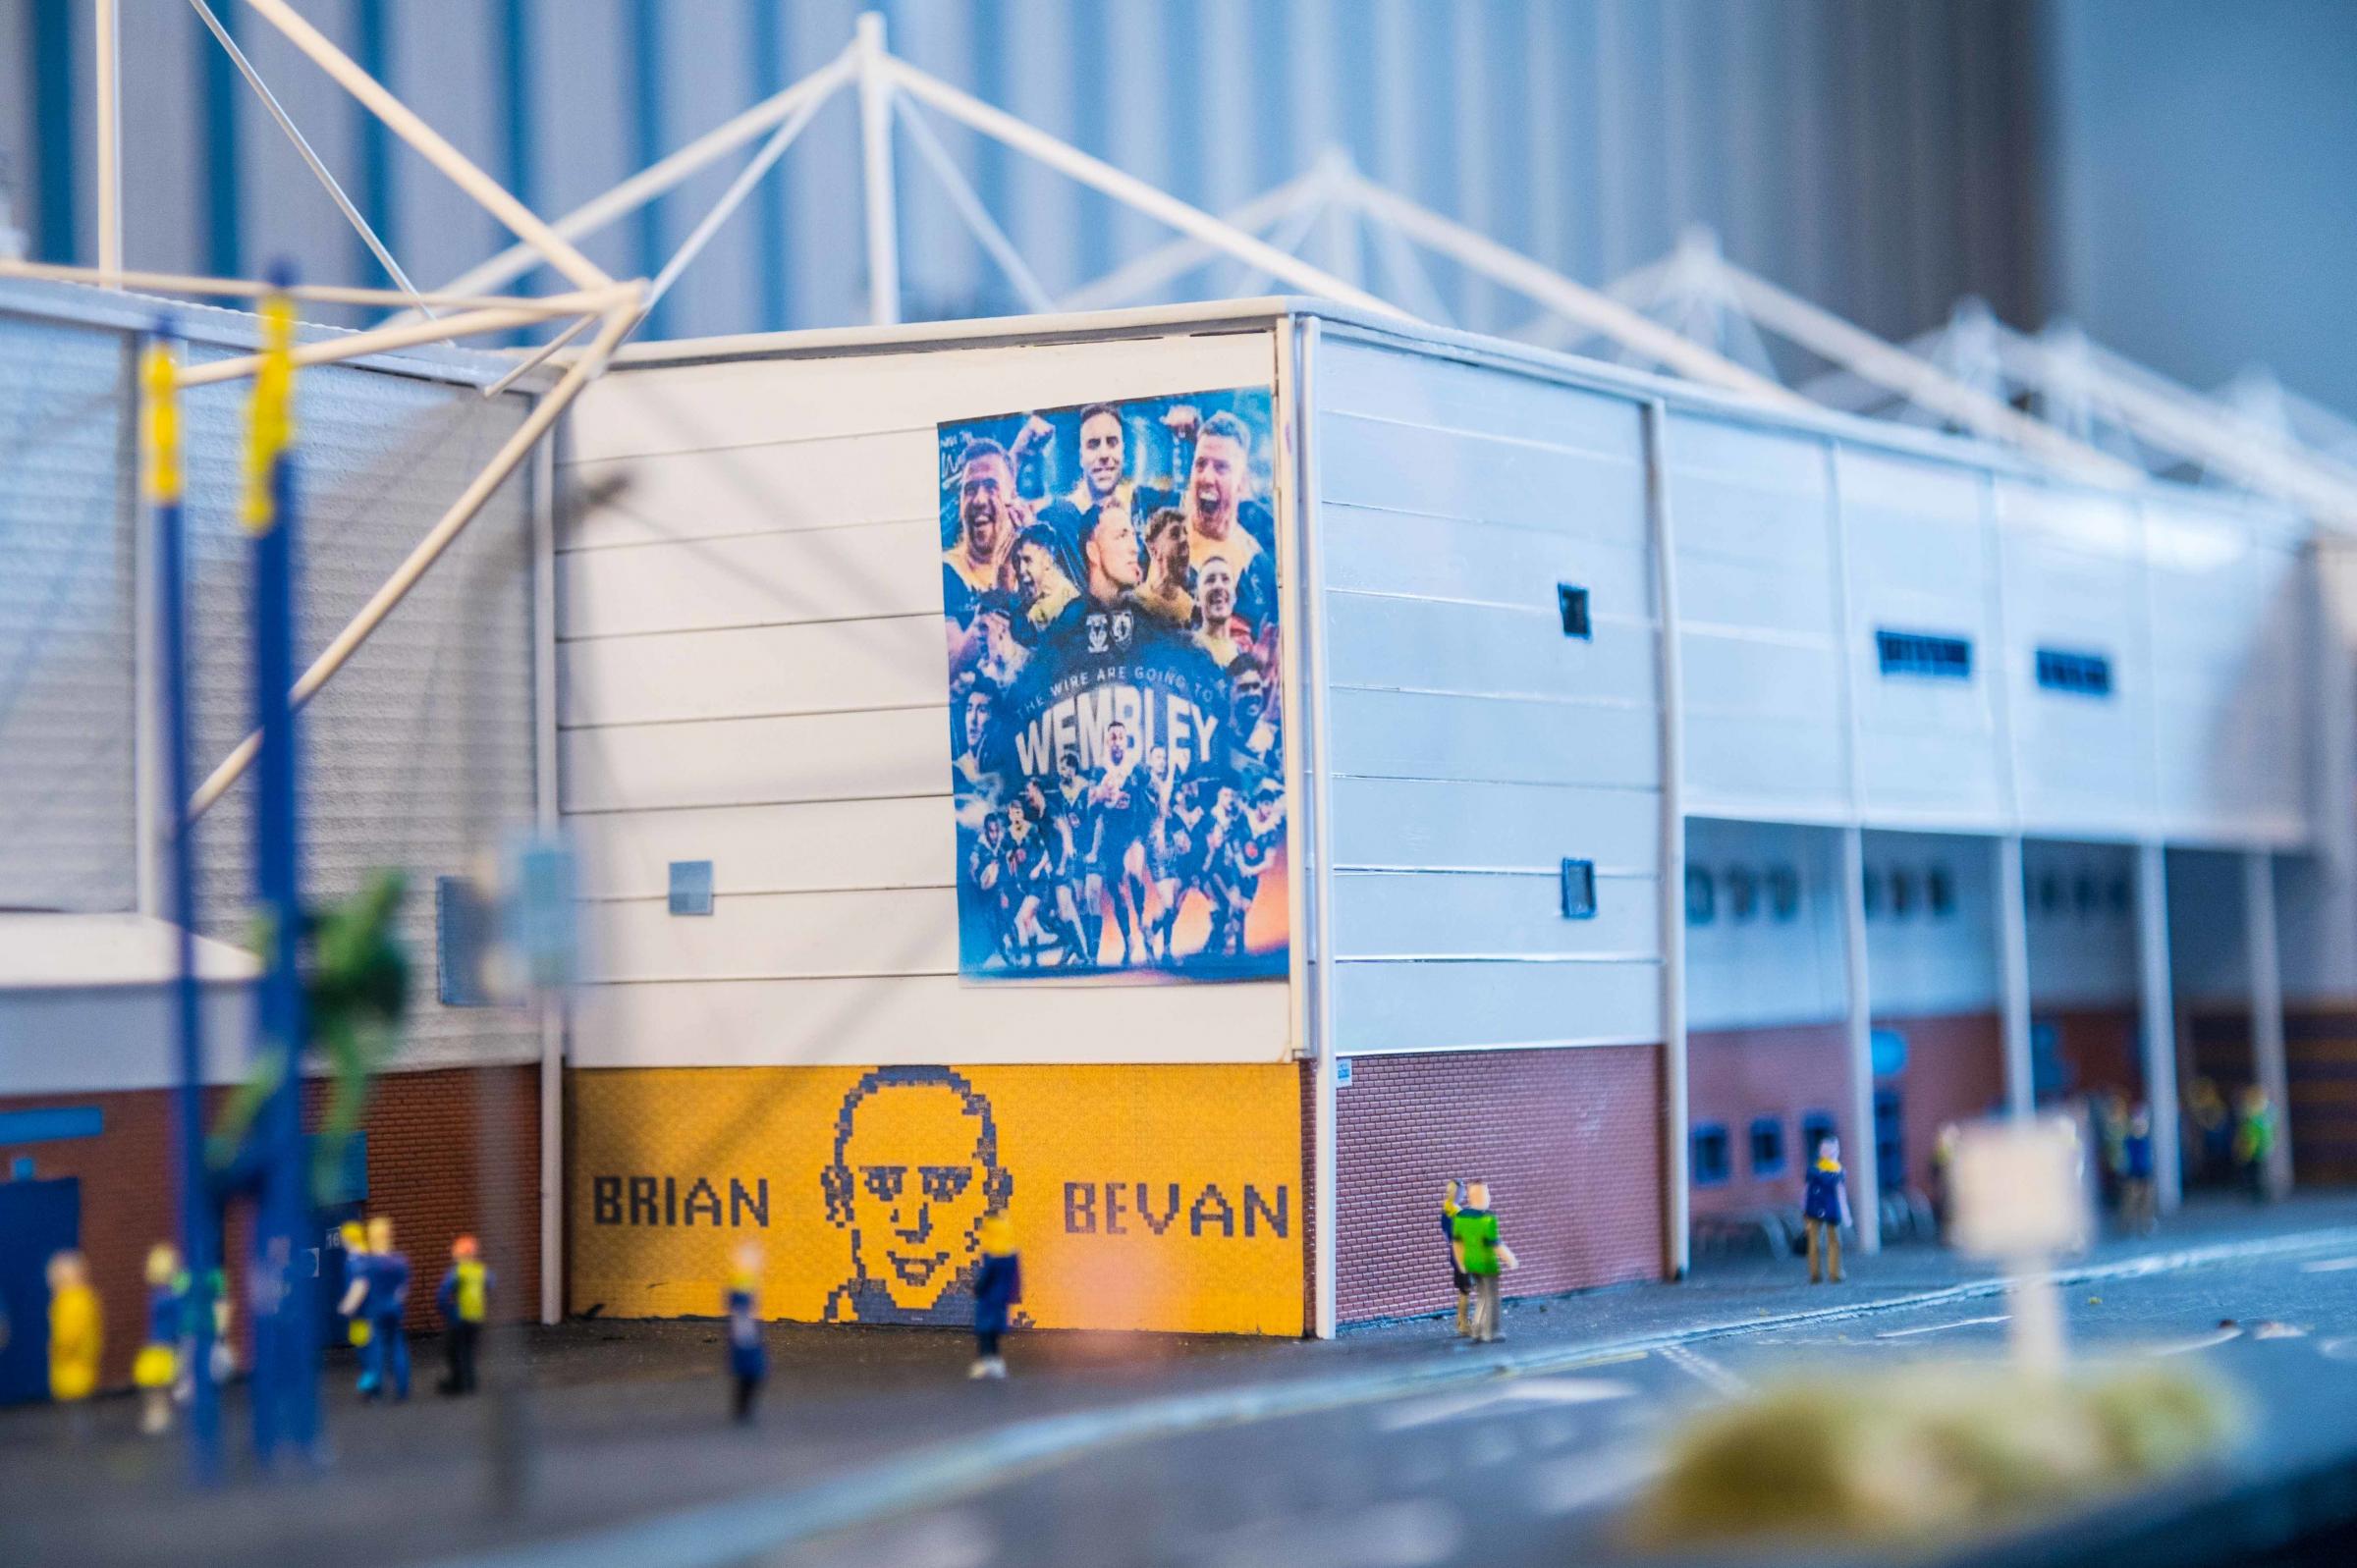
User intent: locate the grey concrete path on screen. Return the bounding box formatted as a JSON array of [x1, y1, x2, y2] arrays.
[[3, 1194, 2353, 1568]]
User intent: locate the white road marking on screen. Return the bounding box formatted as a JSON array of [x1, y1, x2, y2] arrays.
[[789, 1510, 998, 1568], [1374, 1377, 1639, 1432], [1878, 1314, 2011, 1339], [2299, 1256, 2357, 1272], [2317, 1337, 2357, 1361], [1524, 1446, 1662, 1517], [2249, 1321, 2310, 1339], [2147, 1325, 2244, 1357], [1659, 1343, 1753, 1399]]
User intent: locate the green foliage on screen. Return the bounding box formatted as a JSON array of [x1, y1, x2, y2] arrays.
[[1630, 1361, 2240, 1550]]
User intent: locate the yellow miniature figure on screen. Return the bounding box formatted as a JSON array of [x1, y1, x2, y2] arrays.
[[340, 1219, 373, 1358], [47, 1251, 101, 1433], [135, 1243, 186, 1435]]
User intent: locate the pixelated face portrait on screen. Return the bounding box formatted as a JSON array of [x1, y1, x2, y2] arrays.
[[961, 688, 993, 751], [959, 448, 1018, 556], [979, 813, 1004, 846], [1057, 750, 1081, 786], [1105, 721, 1131, 768], [1146, 743, 1169, 777], [1198, 555, 1236, 621], [1190, 425, 1248, 518], [824, 1070, 1012, 1317], [1085, 505, 1143, 590], [1010, 534, 1062, 605], [1233, 664, 1266, 719], [1078, 407, 1125, 499]]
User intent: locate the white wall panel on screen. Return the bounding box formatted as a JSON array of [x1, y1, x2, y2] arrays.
[[1326, 687, 1662, 791], [1332, 870, 1660, 960], [561, 330, 1291, 1068], [1668, 414, 1847, 823], [560, 709, 945, 815], [1328, 777, 1660, 876], [572, 973, 1291, 1068], [1333, 957, 1663, 1054], [558, 520, 941, 635], [1325, 591, 1658, 704], [572, 798, 952, 899], [1863, 831, 2000, 1017], [1999, 485, 2153, 837], [559, 618, 942, 729], [570, 332, 1276, 461], [583, 889, 956, 982], [1683, 818, 1845, 1031], [558, 434, 937, 554], [2021, 839, 2138, 1008], [1322, 504, 1654, 611], [1840, 449, 2005, 824]]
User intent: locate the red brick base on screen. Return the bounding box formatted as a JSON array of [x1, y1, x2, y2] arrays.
[[1333, 1046, 1665, 1324], [0, 1064, 538, 1389], [2044, 1007, 2144, 1105], [1686, 1022, 1850, 1219]]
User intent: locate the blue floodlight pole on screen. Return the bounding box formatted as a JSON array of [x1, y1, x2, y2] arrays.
[[245, 265, 318, 1462], [146, 322, 222, 1482]]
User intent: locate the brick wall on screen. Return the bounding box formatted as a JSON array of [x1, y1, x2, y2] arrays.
[[0, 1064, 538, 1389], [1886, 1011, 2006, 1194], [1686, 1022, 1852, 1218], [2190, 1004, 2357, 1186], [2046, 1006, 2143, 1104], [1334, 1046, 1664, 1324]]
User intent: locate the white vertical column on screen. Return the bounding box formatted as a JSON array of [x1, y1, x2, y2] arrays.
[[2134, 841, 2181, 1212], [854, 11, 902, 326], [1823, 445, 1877, 1252], [1838, 825, 1881, 1253], [94, 0, 123, 282], [1995, 835, 2035, 1117], [1645, 399, 1692, 1277], [1295, 318, 1340, 1339], [2246, 849, 2293, 1197], [531, 436, 564, 1325]]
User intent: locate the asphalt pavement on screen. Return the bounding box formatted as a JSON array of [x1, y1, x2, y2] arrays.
[[7, 1195, 2357, 1568]]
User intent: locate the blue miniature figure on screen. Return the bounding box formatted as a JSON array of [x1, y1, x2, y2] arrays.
[[2120, 1107, 2158, 1235], [726, 1241, 768, 1423], [1803, 1137, 1852, 1284], [135, 1243, 186, 1436], [336, 1219, 377, 1394], [969, 1215, 1021, 1379], [361, 1216, 411, 1400]]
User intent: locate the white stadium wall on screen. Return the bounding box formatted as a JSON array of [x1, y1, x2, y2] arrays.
[[557, 321, 1294, 1068]]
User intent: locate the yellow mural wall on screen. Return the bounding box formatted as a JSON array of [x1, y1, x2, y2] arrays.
[[570, 1063, 1304, 1336]]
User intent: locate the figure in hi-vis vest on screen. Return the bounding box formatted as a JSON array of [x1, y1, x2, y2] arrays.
[[436, 1235, 492, 1396]]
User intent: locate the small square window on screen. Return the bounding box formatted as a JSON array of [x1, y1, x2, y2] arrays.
[[1560, 857, 1597, 920], [1927, 865, 1955, 917], [1889, 868, 1916, 918], [1726, 866, 1758, 922], [1691, 1123, 1732, 1186], [2037, 872, 2064, 915], [1861, 866, 1883, 917], [1800, 1110, 1838, 1165], [1749, 1116, 1786, 1176], [1557, 583, 1591, 640], [2073, 872, 2100, 917], [1684, 866, 1716, 926], [668, 859, 715, 916], [1767, 864, 1800, 921], [2108, 875, 2131, 916]]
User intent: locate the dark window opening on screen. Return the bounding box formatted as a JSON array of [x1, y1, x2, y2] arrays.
[[1726, 866, 1758, 921], [1685, 866, 1716, 926], [1874, 1089, 1906, 1195], [1767, 864, 1801, 921], [1692, 1124, 1732, 1186], [1800, 1110, 1838, 1166], [1889, 868, 1916, 918], [1749, 1116, 1786, 1177], [2035, 647, 2112, 698], [1560, 858, 1597, 920], [1557, 583, 1592, 640], [1876, 628, 1974, 680], [1927, 865, 1955, 916]]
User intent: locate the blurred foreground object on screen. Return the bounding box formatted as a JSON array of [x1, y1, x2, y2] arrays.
[[969, 1215, 1021, 1379], [46, 1252, 101, 1419], [136, 1245, 186, 1436], [2234, 1089, 2276, 1204], [726, 1242, 767, 1424], [1949, 1116, 2091, 1374], [1631, 1365, 2238, 1550]]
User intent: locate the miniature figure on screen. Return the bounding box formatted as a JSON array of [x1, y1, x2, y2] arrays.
[[2233, 1086, 2275, 1203], [1929, 1123, 1961, 1242], [1803, 1138, 1852, 1284], [47, 1251, 101, 1434], [359, 1216, 411, 1400], [1451, 1180, 1517, 1343], [1441, 1178, 1470, 1336], [337, 1217, 375, 1393], [135, 1244, 186, 1435], [2120, 1107, 2158, 1234], [726, 1241, 767, 1422], [969, 1214, 1021, 1379], [2186, 1077, 2230, 1182], [436, 1234, 491, 1395]]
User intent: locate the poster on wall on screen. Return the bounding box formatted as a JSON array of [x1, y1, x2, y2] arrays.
[[938, 387, 1288, 981], [572, 1063, 1305, 1336]]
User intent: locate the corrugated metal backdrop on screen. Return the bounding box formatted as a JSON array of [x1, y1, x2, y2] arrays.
[[0, 0, 2045, 344]]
